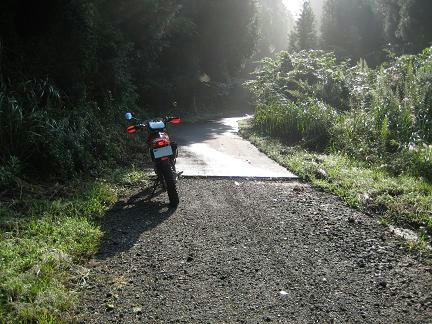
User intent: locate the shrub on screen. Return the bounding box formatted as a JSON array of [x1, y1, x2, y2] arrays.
[[247, 47, 432, 180], [0, 79, 127, 187], [246, 50, 350, 111]]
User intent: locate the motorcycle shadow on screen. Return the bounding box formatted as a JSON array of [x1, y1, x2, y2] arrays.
[[96, 186, 176, 259]]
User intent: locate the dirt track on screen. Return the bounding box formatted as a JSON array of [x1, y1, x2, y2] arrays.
[[78, 179, 432, 323]]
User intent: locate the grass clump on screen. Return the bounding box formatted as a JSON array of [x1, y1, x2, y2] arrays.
[[0, 180, 118, 323]]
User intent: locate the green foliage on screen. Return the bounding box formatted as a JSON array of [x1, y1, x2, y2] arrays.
[[247, 50, 349, 110], [0, 80, 127, 186], [0, 181, 117, 323], [0, 156, 21, 189], [332, 47, 432, 179], [254, 99, 335, 151], [247, 47, 432, 181]]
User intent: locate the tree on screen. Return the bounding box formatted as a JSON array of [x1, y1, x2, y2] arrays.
[[310, 0, 325, 32], [154, 0, 258, 109], [376, 0, 401, 45], [289, 0, 317, 51], [321, 0, 384, 65], [377, 0, 432, 54], [397, 0, 432, 53], [254, 0, 294, 58]]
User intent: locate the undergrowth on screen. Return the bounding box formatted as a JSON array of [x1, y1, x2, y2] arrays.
[[245, 48, 432, 181], [0, 167, 150, 323]]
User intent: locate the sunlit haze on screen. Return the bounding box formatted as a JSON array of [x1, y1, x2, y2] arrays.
[[283, 0, 303, 16]]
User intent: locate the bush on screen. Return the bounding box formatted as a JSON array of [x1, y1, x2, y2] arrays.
[[247, 47, 432, 180], [0, 156, 21, 188], [246, 50, 350, 111], [0, 79, 127, 187]]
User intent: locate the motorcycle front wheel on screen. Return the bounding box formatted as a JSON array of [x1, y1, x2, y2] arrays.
[[158, 160, 179, 207]]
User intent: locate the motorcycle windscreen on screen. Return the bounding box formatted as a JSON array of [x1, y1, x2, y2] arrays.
[[148, 120, 165, 129]]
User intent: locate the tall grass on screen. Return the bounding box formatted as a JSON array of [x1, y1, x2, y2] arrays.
[[254, 99, 336, 151], [246, 47, 432, 180], [0, 79, 127, 189]]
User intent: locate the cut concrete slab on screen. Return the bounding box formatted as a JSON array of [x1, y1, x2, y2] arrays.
[[172, 116, 297, 179]]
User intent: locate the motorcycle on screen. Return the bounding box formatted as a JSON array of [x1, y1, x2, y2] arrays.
[[125, 112, 181, 207]]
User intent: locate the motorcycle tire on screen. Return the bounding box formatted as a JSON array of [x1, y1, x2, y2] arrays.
[[159, 160, 179, 207]]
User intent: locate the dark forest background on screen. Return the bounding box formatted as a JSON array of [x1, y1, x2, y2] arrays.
[[0, 0, 431, 185]]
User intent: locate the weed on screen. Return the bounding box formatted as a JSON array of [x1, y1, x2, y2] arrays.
[[246, 47, 432, 181], [0, 168, 149, 322]]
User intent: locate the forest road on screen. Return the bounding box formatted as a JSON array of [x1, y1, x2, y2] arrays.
[[79, 178, 432, 323], [172, 116, 297, 179]]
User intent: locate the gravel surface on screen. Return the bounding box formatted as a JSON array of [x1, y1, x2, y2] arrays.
[[78, 179, 432, 323]]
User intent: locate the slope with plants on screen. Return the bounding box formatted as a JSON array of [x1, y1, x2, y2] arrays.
[[244, 48, 432, 243]]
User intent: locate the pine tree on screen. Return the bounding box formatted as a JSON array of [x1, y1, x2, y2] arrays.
[[254, 0, 294, 58], [321, 0, 340, 51], [397, 0, 432, 53], [377, 0, 432, 54], [320, 0, 383, 65], [289, 1, 317, 51]]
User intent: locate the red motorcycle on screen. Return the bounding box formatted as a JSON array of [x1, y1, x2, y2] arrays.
[[125, 112, 181, 207]]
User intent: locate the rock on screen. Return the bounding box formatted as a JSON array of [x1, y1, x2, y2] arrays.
[[133, 306, 143, 314], [378, 280, 388, 288], [106, 304, 115, 311], [315, 168, 328, 179]]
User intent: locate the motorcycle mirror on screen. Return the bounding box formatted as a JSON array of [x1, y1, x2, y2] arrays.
[[125, 112, 133, 120]]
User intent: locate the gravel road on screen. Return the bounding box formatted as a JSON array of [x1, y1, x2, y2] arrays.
[[78, 179, 432, 323]]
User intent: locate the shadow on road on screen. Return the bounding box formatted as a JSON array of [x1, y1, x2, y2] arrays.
[[96, 187, 176, 260], [172, 119, 236, 146]]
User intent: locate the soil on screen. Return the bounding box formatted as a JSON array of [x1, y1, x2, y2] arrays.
[[77, 179, 432, 323]]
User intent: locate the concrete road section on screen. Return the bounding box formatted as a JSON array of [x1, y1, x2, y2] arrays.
[[172, 116, 297, 179]]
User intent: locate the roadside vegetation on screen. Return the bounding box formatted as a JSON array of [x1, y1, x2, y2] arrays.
[[0, 167, 150, 323], [243, 47, 432, 244]]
